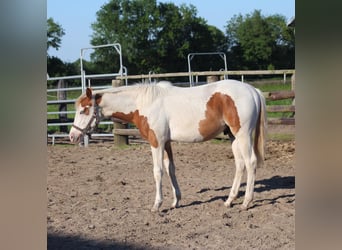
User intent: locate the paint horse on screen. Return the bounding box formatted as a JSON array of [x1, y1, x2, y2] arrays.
[[69, 80, 267, 211]]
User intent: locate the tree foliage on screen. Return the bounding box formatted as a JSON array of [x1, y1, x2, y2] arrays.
[[90, 0, 226, 74], [225, 10, 294, 70], [47, 17, 65, 53], [47, 18, 79, 78], [47, 56, 79, 77]]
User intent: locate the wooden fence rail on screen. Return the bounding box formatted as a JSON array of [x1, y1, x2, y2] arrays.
[[116, 69, 295, 81], [264, 90, 295, 100]]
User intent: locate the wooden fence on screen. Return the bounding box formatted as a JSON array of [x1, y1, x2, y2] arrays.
[[265, 90, 295, 125], [116, 69, 295, 83]]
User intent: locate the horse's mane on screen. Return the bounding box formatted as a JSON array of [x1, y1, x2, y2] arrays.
[[91, 81, 173, 107], [132, 81, 173, 107]]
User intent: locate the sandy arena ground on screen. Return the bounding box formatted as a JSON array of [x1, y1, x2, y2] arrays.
[[47, 127, 295, 249]]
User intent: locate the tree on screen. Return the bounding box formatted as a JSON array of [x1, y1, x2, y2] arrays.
[[90, 0, 157, 74], [225, 10, 294, 70], [47, 18, 79, 78], [90, 0, 226, 74], [47, 17, 65, 53], [154, 3, 227, 72], [47, 56, 79, 81]]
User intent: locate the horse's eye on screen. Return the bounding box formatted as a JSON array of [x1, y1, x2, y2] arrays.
[[80, 106, 89, 115]]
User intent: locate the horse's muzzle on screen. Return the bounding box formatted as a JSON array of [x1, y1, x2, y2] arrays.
[[69, 128, 82, 144]]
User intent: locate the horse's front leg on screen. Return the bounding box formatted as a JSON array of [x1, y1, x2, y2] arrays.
[[164, 141, 181, 209], [151, 145, 165, 212]]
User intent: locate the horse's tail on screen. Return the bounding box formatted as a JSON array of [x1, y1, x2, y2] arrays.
[[254, 89, 267, 168]]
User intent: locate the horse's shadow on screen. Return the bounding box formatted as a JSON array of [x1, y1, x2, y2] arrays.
[[171, 175, 295, 211]]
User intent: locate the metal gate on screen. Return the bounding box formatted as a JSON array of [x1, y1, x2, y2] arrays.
[[47, 43, 127, 145]]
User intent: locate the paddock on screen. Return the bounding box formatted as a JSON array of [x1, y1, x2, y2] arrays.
[[47, 73, 295, 249], [47, 129, 294, 249]]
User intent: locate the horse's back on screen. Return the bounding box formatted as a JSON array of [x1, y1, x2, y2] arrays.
[[211, 79, 259, 98], [210, 80, 261, 117], [154, 80, 261, 142]]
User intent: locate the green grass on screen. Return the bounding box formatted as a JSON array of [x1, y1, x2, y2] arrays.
[[210, 138, 230, 144], [251, 81, 294, 118], [268, 133, 295, 141]]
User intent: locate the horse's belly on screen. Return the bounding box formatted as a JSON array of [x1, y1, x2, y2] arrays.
[[170, 131, 204, 142], [167, 109, 226, 142], [169, 124, 223, 143]]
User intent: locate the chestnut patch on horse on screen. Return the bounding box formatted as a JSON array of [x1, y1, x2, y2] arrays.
[[79, 96, 92, 107], [76, 88, 97, 108], [199, 93, 241, 140], [112, 110, 159, 148], [111, 111, 136, 123]]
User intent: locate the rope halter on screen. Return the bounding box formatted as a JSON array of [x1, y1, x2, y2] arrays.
[[71, 104, 101, 136]]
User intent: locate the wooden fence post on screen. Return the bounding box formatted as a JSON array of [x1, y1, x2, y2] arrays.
[[57, 79, 68, 133], [112, 79, 129, 146], [206, 75, 218, 83], [291, 73, 295, 117]]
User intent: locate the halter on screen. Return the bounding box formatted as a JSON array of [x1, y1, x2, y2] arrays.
[[72, 105, 101, 136]]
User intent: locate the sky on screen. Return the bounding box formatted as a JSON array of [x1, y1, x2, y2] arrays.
[[47, 0, 295, 62]]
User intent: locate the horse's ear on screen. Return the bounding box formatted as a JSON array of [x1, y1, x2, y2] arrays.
[[86, 88, 92, 99]]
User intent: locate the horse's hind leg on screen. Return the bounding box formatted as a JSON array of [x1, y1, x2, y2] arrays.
[[237, 134, 257, 210], [223, 125, 235, 143], [224, 139, 245, 207], [164, 141, 181, 208]]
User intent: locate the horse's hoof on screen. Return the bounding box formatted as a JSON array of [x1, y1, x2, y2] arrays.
[[239, 205, 248, 211], [224, 201, 232, 208], [151, 203, 161, 213], [151, 207, 159, 213], [171, 201, 180, 209]]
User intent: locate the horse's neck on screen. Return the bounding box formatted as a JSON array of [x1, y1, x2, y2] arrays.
[[100, 89, 138, 117], [100, 84, 166, 116]]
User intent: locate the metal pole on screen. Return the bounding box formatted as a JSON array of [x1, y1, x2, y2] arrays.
[[123, 66, 128, 86], [83, 135, 89, 147], [115, 44, 123, 79], [80, 43, 124, 90], [187, 54, 193, 86], [187, 52, 228, 86], [79, 43, 125, 147], [149, 71, 155, 83], [80, 49, 86, 93], [81, 70, 86, 93]]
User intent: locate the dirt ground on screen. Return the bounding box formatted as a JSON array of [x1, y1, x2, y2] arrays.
[[47, 126, 295, 250]]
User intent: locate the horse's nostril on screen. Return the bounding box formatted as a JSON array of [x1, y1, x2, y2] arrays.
[[69, 133, 75, 142]]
